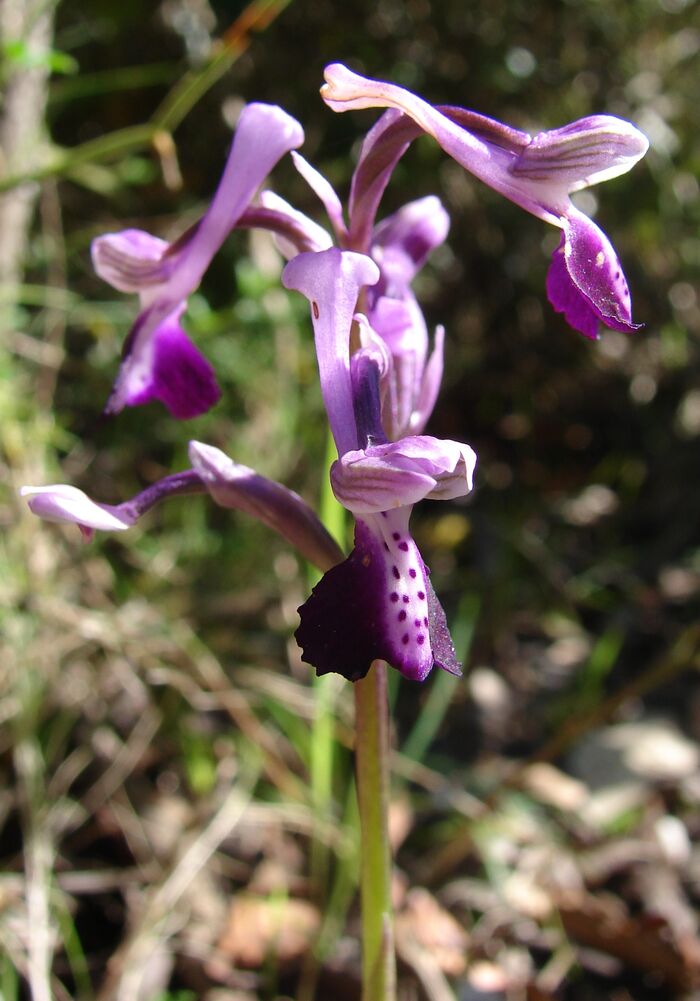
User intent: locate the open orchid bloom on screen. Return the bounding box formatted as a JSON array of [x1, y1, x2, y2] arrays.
[[92, 103, 304, 418], [322, 63, 649, 340], [257, 143, 451, 439], [283, 247, 476, 682], [21, 443, 342, 572]]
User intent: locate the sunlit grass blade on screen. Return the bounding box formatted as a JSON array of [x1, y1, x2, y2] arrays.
[[401, 592, 480, 763], [54, 906, 93, 1001], [309, 429, 348, 893], [0, 955, 19, 1001], [0, 0, 295, 194], [50, 63, 177, 104]]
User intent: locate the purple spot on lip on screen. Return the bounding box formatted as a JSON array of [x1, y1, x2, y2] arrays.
[[392, 565, 400, 580], [294, 517, 455, 684], [416, 634, 425, 645], [409, 568, 417, 579], [398, 610, 407, 621], [398, 541, 409, 552], [417, 591, 425, 600], [390, 592, 399, 603], [402, 595, 410, 604], [402, 633, 410, 645], [414, 619, 421, 628], [392, 532, 400, 541], [423, 617, 429, 627]]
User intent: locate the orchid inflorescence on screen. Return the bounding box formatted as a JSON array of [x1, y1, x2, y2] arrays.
[[22, 64, 648, 684]]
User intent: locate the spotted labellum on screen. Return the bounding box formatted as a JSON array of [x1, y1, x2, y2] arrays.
[[283, 247, 476, 682]]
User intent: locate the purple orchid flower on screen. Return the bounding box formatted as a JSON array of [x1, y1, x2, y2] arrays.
[[21, 442, 343, 572], [91, 103, 304, 418], [249, 128, 451, 440], [321, 63, 649, 340], [282, 247, 476, 683]]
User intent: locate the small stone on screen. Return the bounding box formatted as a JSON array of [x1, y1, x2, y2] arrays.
[[521, 763, 588, 812]]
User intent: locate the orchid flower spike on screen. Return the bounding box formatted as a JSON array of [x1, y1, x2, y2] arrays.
[[21, 443, 342, 572], [322, 63, 649, 340], [92, 104, 304, 418], [283, 247, 476, 683]]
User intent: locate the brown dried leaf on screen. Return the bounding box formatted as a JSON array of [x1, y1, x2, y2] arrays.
[[388, 795, 414, 852], [396, 887, 469, 976], [555, 889, 700, 992], [217, 895, 320, 968]]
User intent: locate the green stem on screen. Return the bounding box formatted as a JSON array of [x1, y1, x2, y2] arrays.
[[0, 0, 293, 193], [354, 661, 396, 1001], [0, 123, 157, 192]]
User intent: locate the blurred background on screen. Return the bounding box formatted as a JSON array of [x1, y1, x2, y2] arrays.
[[2, 0, 699, 998]]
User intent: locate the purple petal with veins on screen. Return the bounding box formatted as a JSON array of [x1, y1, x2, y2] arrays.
[[348, 109, 421, 251], [363, 196, 449, 437], [91, 229, 171, 294], [189, 442, 343, 572], [21, 443, 341, 573], [291, 151, 347, 242], [365, 294, 427, 438], [332, 434, 476, 514], [168, 104, 304, 293], [322, 64, 543, 216], [511, 115, 650, 189], [322, 64, 647, 222], [244, 191, 333, 258], [20, 469, 203, 540], [371, 195, 450, 288], [368, 292, 426, 350], [547, 207, 640, 338], [95, 103, 304, 416], [282, 248, 380, 457], [118, 307, 221, 418], [322, 63, 647, 336], [20, 484, 136, 540], [410, 324, 444, 435]]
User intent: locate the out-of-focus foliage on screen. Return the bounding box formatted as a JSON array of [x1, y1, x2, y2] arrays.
[[3, 0, 700, 998]]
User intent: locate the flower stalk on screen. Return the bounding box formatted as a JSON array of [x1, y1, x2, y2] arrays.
[[354, 660, 396, 1001]]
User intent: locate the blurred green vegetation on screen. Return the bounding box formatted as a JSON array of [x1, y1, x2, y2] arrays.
[[2, 0, 700, 998]]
